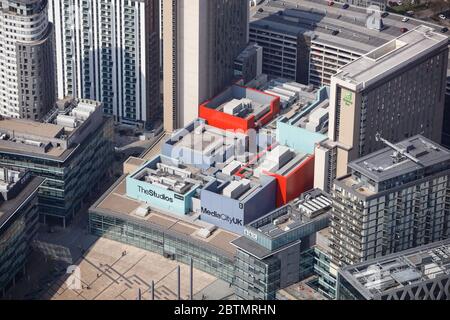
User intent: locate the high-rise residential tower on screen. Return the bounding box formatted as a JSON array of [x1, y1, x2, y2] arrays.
[[315, 26, 449, 193], [162, 0, 249, 132], [0, 0, 55, 120], [330, 135, 450, 268], [48, 0, 161, 127]]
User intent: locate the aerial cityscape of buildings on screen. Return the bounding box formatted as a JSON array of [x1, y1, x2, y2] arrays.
[[0, 0, 449, 302]]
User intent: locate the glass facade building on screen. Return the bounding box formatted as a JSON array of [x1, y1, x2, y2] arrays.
[[234, 245, 316, 300], [0, 115, 114, 227], [0, 175, 42, 297], [313, 246, 337, 299], [234, 249, 282, 300], [88, 211, 235, 283], [232, 190, 332, 300]]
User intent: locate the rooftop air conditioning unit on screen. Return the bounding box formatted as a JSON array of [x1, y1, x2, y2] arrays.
[[135, 206, 151, 218], [196, 228, 212, 239]]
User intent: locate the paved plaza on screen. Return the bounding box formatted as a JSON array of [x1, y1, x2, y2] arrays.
[[42, 237, 218, 300]]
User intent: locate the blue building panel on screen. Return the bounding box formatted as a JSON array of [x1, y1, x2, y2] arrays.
[[200, 177, 277, 234], [276, 86, 329, 154], [276, 124, 327, 154], [126, 177, 196, 215], [125, 156, 200, 216]]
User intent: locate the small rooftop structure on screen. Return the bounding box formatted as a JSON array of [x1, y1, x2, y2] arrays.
[[0, 167, 28, 202], [199, 170, 278, 235], [131, 161, 202, 195], [253, 145, 306, 178], [234, 140, 315, 205], [126, 155, 213, 216], [203, 174, 274, 203], [0, 98, 103, 161], [262, 79, 317, 110], [199, 84, 280, 131]]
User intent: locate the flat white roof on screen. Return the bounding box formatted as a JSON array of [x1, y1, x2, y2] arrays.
[[334, 25, 449, 90]]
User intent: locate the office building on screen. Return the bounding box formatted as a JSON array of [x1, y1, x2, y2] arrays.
[[88, 80, 336, 295], [337, 240, 450, 300], [162, 0, 249, 132], [0, 98, 114, 227], [309, 40, 363, 88], [48, 0, 161, 127], [308, 227, 339, 299], [251, 2, 450, 178], [200, 175, 277, 235], [89, 172, 237, 283], [195, 2, 450, 150], [0, 0, 55, 120], [0, 168, 43, 297], [249, 2, 391, 86], [330, 135, 450, 268], [249, 16, 312, 85], [232, 189, 331, 300], [145, 126, 314, 235], [315, 26, 449, 192]]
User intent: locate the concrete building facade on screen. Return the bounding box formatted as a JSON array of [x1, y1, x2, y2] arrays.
[[0, 0, 55, 120], [162, 0, 249, 132], [315, 26, 449, 192], [309, 40, 363, 88]]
